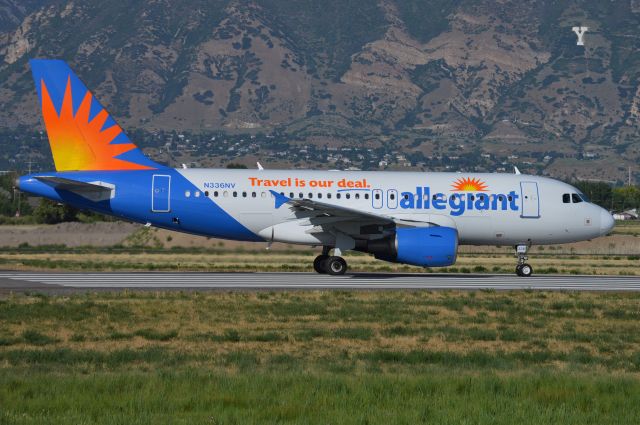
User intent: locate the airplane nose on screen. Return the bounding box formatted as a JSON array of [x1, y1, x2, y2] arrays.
[[600, 209, 615, 235]]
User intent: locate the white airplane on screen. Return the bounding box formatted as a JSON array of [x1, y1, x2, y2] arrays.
[[17, 60, 615, 277]]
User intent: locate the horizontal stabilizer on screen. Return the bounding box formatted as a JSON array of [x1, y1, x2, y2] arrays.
[[35, 176, 114, 201]]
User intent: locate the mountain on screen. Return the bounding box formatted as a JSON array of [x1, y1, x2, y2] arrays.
[[0, 0, 639, 182]]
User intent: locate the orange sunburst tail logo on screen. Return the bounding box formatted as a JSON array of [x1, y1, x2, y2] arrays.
[[30, 59, 159, 172], [451, 177, 489, 192]]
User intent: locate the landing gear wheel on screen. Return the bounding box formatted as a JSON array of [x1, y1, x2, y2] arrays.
[[313, 255, 329, 274], [514, 244, 533, 277], [325, 256, 347, 275], [519, 263, 533, 277], [515, 265, 523, 276]]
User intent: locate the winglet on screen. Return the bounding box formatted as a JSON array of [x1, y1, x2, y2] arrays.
[[270, 190, 290, 209], [514, 166, 521, 175]]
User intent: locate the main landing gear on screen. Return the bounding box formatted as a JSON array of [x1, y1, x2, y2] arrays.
[[313, 247, 348, 275], [515, 244, 533, 277]]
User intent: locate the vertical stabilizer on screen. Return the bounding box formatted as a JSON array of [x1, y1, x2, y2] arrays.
[[30, 59, 161, 171]]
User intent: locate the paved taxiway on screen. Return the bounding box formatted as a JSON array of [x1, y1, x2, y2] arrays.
[[1, 272, 640, 292]]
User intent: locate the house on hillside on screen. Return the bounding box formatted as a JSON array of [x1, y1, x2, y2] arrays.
[[613, 209, 638, 220]]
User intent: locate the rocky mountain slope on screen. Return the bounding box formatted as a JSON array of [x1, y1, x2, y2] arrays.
[[0, 0, 639, 181]]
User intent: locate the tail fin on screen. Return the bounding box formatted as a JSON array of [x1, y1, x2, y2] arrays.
[[30, 59, 161, 172]]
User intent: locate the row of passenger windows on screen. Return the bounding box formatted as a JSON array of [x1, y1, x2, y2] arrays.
[[562, 193, 587, 204], [185, 190, 371, 200], [183, 190, 514, 202]]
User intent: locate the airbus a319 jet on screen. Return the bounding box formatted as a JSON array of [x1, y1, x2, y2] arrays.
[[17, 60, 615, 277]]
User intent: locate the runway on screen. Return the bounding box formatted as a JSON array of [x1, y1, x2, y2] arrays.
[[1, 271, 640, 292]]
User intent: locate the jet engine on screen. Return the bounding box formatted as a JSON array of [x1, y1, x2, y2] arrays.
[[355, 226, 458, 267]]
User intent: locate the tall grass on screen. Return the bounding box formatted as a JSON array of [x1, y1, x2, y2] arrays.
[[1, 370, 639, 425], [2, 290, 640, 423]]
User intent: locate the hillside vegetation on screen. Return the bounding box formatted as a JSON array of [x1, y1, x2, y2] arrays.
[[0, 1, 639, 180]]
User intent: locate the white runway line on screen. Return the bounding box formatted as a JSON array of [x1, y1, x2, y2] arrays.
[[1, 272, 640, 291]]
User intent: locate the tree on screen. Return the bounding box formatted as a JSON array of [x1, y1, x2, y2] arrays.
[[33, 199, 78, 224], [226, 163, 248, 169], [612, 186, 640, 211]]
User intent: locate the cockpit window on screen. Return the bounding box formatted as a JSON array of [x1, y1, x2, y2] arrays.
[[578, 192, 589, 202], [571, 193, 583, 203], [562, 194, 570, 203]]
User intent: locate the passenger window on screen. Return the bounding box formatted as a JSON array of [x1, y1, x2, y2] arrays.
[[346, 193, 351, 199], [572, 193, 583, 203], [355, 193, 360, 199], [365, 194, 369, 200], [233, 192, 237, 197], [390, 193, 396, 200], [327, 193, 332, 199], [563, 194, 570, 203], [299, 193, 304, 198], [195, 191, 200, 198], [185, 190, 191, 197], [223, 191, 228, 197], [308, 193, 313, 199], [261, 192, 266, 198], [507, 195, 512, 202], [375, 193, 380, 200], [205, 191, 209, 197], [242, 192, 247, 198], [289, 192, 294, 198], [318, 193, 323, 199], [252, 192, 256, 198], [337, 193, 341, 199], [469, 194, 475, 201]]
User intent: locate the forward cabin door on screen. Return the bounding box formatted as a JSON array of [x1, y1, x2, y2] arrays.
[[152, 174, 171, 212], [520, 181, 540, 218]]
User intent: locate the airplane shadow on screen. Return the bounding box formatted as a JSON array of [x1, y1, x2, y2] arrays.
[[345, 273, 500, 279]]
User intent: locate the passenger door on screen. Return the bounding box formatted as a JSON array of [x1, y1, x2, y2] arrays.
[[520, 181, 540, 218]]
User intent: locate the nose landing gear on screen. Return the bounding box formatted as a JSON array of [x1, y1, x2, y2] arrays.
[[313, 246, 348, 275], [515, 244, 533, 277]]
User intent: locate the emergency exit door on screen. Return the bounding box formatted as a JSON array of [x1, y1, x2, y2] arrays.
[[520, 181, 540, 218]]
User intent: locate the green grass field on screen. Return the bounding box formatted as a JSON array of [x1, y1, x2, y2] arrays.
[[2, 290, 640, 423]]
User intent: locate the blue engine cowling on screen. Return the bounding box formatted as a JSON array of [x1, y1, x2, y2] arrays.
[[359, 226, 458, 267], [395, 227, 458, 267]]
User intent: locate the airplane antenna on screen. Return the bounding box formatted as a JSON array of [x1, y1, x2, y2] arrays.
[[257, 162, 264, 170], [514, 166, 521, 175]]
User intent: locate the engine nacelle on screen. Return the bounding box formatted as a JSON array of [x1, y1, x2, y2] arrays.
[[356, 226, 458, 267]]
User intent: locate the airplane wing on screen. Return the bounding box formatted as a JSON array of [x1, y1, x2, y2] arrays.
[[270, 190, 394, 225], [35, 176, 114, 201]]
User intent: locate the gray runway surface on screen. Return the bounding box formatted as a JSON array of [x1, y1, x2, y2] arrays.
[[1, 271, 640, 292]]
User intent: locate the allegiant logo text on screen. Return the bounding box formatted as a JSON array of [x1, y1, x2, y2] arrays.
[[399, 187, 520, 216]]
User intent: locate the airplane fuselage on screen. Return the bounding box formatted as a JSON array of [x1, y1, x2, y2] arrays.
[[19, 168, 614, 248]]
